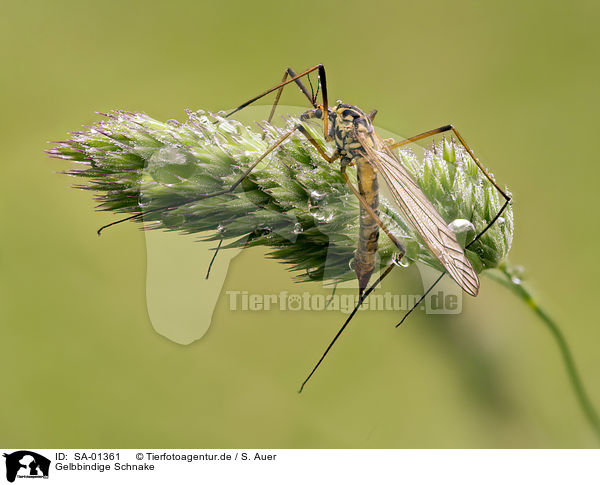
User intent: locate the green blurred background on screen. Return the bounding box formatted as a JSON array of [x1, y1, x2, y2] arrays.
[[2, 0, 599, 448]]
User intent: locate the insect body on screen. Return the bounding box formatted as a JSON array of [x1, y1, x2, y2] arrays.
[[299, 101, 481, 299], [301, 104, 382, 296], [97, 64, 511, 391]]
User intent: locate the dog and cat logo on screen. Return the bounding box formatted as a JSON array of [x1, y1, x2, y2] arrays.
[[2, 451, 50, 482]]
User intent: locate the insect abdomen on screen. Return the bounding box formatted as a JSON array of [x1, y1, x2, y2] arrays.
[[354, 156, 379, 297]]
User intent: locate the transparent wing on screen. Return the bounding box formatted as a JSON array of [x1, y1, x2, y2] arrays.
[[356, 128, 479, 296]]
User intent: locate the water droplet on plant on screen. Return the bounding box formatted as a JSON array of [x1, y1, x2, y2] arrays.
[[449, 218, 475, 235], [310, 190, 326, 201], [311, 208, 334, 223], [393, 256, 410, 268], [509, 265, 526, 283], [293, 223, 303, 234]]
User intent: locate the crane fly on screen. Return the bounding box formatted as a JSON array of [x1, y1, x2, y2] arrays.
[[97, 64, 511, 392]]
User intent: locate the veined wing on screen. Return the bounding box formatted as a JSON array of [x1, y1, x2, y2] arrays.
[[356, 128, 479, 296]]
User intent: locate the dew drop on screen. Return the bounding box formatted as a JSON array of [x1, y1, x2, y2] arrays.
[[449, 218, 475, 235], [509, 265, 526, 284], [310, 190, 326, 201], [393, 256, 410, 268], [311, 209, 334, 223]]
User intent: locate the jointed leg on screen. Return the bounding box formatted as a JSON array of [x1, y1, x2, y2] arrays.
[[297, 125, 339, 163], [98, 126, 304, 235], [98, 120, 341, 235], [325, 282, 338, 309], [388, 124, 511, 326], [266, 68, 315, 127], [388, 124, 510, 201], [395, 272, 445, 327], [224, 64, 328, 122], [205, 239, 223, 280], [394, 199, 509, 327], [388, 124, 511, 248], [299, 261, 397, 393]]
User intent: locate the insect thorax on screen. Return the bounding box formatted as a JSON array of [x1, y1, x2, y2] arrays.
[[331, 104, 373, 158], [300, 103, 374, 161]]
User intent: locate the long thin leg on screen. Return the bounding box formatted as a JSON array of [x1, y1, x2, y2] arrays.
[[302, 130, 510, 386], [224, 65, 327, 121], [396, 272, 445, 327], [100, 66, 333, 235], [299, 160, 411, 391], [299, 261, 397, 393], [97, 126, 303, 235], [266, 68, 315, 127], [325, 282, 338, 309], [205, 239, 223, 280], [317, 65, 330, 140], [97, 120, 341, 235], [394, 195, 510, 326], [388, 124, 511, 326], [297, 125, 339, 163], [388, 124, 510, 202]]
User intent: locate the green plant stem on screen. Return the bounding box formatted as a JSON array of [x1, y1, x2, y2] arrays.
[[487, 263, 600, 442]]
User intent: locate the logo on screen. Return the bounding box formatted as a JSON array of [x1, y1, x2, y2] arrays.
[[3, 451, 50, 482]]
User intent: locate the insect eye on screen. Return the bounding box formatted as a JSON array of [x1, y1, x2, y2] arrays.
[[314, 107, 323, 119]]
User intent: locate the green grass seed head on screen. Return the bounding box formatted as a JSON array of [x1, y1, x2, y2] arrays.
[[49, 109, 513, 283]]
